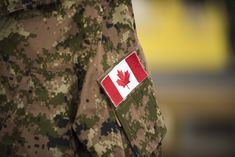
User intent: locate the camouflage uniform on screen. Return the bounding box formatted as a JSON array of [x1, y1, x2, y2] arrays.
[[0, 0, 166, 157]]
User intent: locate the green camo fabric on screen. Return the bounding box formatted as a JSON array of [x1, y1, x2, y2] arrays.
[[0, 0, 166, 156]]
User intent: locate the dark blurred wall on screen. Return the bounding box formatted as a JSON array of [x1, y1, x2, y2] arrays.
[[225, 0, 235, 57]]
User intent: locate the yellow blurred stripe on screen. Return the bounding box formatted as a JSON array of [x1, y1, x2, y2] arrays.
[[134, 1, 229, 72]]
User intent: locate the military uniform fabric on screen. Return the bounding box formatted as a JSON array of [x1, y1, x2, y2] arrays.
[[0, 0, 166, 157]]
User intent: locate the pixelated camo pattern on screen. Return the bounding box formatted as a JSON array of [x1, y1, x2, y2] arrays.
[[0, 0, 166, 157]]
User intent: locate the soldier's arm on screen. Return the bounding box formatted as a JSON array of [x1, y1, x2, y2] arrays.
[[72, 0, 166, 156]]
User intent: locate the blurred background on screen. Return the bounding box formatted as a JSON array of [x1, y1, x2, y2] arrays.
[[132, 0, 235, 157]]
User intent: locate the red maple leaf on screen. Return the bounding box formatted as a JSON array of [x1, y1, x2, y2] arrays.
[[116, 70, 130, 89]]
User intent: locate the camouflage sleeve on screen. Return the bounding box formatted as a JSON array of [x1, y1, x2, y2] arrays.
[[72, 0, 166, 157]]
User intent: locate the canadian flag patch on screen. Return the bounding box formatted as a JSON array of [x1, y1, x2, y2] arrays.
[[100, 51, 148, 107]]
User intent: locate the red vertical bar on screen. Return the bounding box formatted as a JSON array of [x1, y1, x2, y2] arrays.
[[101, 76, 123, 107], [125, 51, 148, 83]]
